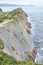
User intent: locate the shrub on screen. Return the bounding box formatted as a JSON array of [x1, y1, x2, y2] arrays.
[[0, 39, 4, 49], [11, 46, 15, 51], [0, 8, 2, 12]]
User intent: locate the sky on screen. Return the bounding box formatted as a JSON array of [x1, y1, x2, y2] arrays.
[[0, 0, 43, 6]]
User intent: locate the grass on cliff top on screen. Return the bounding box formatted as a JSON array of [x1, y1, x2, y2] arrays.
[[0, 51, 43, 65], [0, 8, 25, 23]]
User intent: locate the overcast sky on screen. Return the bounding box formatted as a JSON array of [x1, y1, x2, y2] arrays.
[[0, 0, 43, 6]]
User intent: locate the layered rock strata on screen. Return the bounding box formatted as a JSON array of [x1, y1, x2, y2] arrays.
[[0, 8, 37, 62]]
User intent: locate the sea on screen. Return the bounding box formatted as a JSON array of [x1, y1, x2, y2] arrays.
[[0, 5, 43, 63]]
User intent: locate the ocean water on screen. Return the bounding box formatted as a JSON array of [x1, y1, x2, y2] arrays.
[[0, 6, 43, 63]]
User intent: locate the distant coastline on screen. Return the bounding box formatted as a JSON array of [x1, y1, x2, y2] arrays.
[[0, 3, 35, 7]]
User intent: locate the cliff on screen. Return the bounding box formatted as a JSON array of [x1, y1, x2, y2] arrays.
[[0, 8, 37, 62]]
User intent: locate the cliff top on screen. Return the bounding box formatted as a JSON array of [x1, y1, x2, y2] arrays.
[[0, 8, 28, 24]]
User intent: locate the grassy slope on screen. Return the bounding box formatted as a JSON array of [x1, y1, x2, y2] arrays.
[[0, 8, 25, 23], [0, 51, 42, 65]]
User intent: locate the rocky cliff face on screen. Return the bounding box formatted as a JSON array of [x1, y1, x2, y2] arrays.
[[0, 8, 37, 62]]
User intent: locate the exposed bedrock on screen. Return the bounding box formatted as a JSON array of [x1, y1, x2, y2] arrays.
[[0, 8, 37, 62]]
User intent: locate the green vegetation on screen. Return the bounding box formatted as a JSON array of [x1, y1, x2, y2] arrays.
[[0, 8, 25, 23], [7, 29, 10, 32], [0, 39, 4, 49], [11, 46, 16, 51], [0, 51, 43, 65], [0, 8, 2, 12]]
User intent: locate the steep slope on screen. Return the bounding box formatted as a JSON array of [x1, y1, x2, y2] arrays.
[[0, 8, 37, 62], [0, 51, 42, 65]]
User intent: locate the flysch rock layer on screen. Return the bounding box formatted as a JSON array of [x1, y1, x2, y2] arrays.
[[0, 8, 37, 62]]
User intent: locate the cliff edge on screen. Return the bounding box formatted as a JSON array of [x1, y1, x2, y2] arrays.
[[0, 8, 37, 62]]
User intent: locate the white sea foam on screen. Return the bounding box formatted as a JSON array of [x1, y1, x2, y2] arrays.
[[35, 48, 43, 64], [39, 21, 43, 23]]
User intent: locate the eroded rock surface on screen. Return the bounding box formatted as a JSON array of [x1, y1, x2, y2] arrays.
[[0, 8, 37, 62]]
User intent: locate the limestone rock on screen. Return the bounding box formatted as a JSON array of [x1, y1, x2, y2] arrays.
[[0, 8, 37, 62]]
